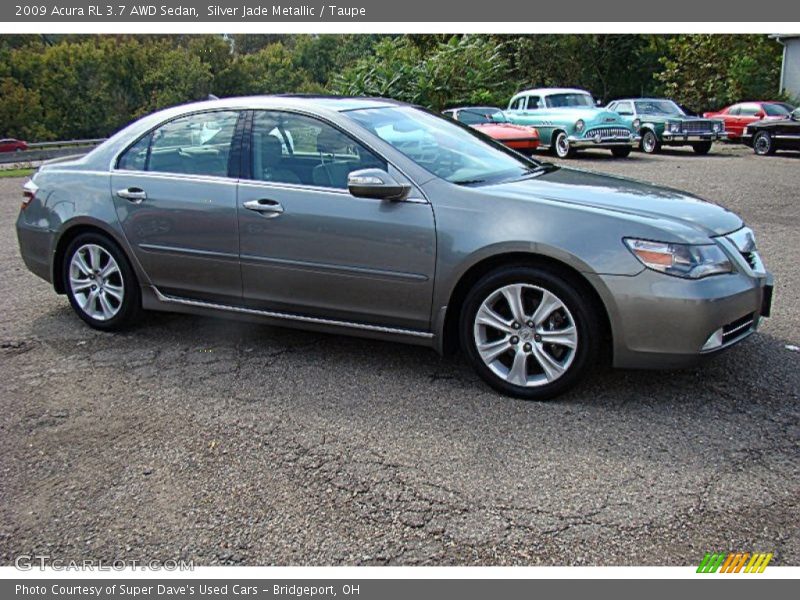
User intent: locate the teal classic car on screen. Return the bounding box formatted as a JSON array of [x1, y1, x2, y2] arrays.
[[504, 88, 640, 158], [606, 98, 726, 154]]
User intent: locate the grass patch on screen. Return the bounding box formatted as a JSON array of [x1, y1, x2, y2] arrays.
[[0, 168, 35, 178]]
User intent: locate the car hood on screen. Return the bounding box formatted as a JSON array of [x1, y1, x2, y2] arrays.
[[484, 167, 743, 237], [523, 107, 625, 124]]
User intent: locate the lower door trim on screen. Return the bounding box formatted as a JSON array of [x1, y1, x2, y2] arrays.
[[152, 287, 434, 339]]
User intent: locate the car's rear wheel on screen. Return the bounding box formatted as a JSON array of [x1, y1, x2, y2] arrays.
[[692, 141, 713, 155], [63, 232, 141, 330], [640, 130, 660, 154], [611, 146, 632, 158], [460, 266, 599, 400], [553, 131, 576, 158], [753, 131, 776, 155]]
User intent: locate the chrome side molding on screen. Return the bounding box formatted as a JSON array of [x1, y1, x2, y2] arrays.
[[152, 287, 434, 339]]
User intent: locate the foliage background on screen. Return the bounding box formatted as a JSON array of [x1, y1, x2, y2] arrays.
[[0, 34, 790, 141]]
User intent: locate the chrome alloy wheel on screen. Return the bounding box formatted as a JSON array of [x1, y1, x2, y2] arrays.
[[642, 131, 657, 153], [555, 133, 571, 158], [472, 284, 578, 387], [68, 244, 125, 321], [754, 131, 772, 155]]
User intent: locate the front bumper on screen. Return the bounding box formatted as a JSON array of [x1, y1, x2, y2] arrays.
[[591, 267, 772, 370], [662, 131, 726, 142], [568, 134, 640, 148]]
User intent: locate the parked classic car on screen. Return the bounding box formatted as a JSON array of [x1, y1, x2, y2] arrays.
[[703, 102, 792, 140], [0, 138, 28, 153], [741, 107, 800, 155], [504, 88, 640, 158], [442, 107, 540, 153], [16, 96, 772, 400], [607, 98, 725, 154]]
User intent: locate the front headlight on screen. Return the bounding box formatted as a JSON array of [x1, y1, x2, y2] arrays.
[[632, 118, 641, 131], [575, 119, 585, 132], [624, 238, 733, 279], [713, 121, 722, 132], [667, 121, 682, 133]]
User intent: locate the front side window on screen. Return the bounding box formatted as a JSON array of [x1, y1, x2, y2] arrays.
[[545, 93, 595, 108], [509, 97, 526, 110], [118, 110, 239, 177], [347, 106, 537, 185], [251, 111, 386, 189]]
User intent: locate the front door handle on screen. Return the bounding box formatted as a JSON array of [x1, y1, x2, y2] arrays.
[[243, 198, 284, 218], [117, 187, 147, 203]]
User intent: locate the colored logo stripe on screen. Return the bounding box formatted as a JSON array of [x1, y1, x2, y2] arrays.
[[697, 552, 773, 573]]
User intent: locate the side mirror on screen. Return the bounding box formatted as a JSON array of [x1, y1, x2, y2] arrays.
[[754, 112, 765, 119], [595, 99, 603, 107], [347, 169, 411, 202]]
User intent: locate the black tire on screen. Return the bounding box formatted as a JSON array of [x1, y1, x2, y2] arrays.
[[753, 131, 776, 156], [459, 265, 600, 401], [692, 141, 713, 155], [640, 130, 661, 154], [611, 146, 632, 158], [552, 131, 576, 158], [62, 232, 141, 331]]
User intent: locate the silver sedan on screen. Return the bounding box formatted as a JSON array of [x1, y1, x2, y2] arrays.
[[16, 96, 773, 400]]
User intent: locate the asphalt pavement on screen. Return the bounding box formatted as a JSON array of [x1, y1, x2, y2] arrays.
[[0, 143, 797, 566]]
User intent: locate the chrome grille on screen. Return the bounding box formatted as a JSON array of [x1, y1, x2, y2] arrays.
[[722, 313, 755, 344], [681, 120, 715, 134], [584, 127, 631, 139]]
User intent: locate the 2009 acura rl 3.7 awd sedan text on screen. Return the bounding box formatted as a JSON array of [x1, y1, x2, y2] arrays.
[[16, 96, 774, 400]]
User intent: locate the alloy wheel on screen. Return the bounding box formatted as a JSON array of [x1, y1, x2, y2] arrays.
[[642, 131, 658, 153], [472, 283, 578, 387], [754, 132, 772, 155], [68, 243, 125, 321], [555, 133, 571, 158]]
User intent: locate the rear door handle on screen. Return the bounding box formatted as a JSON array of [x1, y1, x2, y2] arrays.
[[117, 187, 147, 203], [243, 198, 284, 218]]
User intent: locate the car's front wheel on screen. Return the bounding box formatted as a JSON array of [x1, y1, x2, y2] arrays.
[[640, 130, 660, 154], [553, 131, 576, 158], [753, 131, 776, 155], [63, 232, 141, 330], [460, 266, 599, 400], [692, 141, 713, 155]]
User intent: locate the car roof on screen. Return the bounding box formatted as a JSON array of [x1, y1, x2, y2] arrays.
[[447, 106, 502, 112], [514, 88, 590, 97], [168, 94, 405, 114], [613, 98, 676, 103]]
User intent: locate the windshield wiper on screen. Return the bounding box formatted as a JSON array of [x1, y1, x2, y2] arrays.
[[524, 162, 560, 175], [452, 178, 487, 185]]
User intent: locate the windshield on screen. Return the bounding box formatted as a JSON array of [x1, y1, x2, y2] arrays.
[[763, 103, 791, 116], [347, 106, 538, 185], [456, 108, 504, 125], [634, 100, 684, 116], [545, 93, 595, 108]]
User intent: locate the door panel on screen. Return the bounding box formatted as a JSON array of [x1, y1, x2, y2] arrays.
[[238, 182, 436, 330], [111, 109, 243, 300], [112, 173, 241, 299]]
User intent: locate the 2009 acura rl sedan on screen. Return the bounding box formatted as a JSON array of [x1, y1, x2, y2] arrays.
[[16, 96, 774, 400]]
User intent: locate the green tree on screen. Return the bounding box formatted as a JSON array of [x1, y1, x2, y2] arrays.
[[656, 35, 783, 110]]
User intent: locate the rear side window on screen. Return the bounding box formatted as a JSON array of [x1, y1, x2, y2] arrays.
[[117, 111, 240, 177], [738, 104, 760, 116]]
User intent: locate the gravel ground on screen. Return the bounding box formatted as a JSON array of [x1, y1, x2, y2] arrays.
[[0, 144, 798, 566]]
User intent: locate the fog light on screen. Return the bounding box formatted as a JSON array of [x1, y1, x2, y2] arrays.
[[701, 328, 724, 351]]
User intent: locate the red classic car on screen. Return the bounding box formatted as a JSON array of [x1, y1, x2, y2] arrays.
[[703, 102, 792, 140], [443, 107, 540, 153], [0, 138, 28, 153]]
